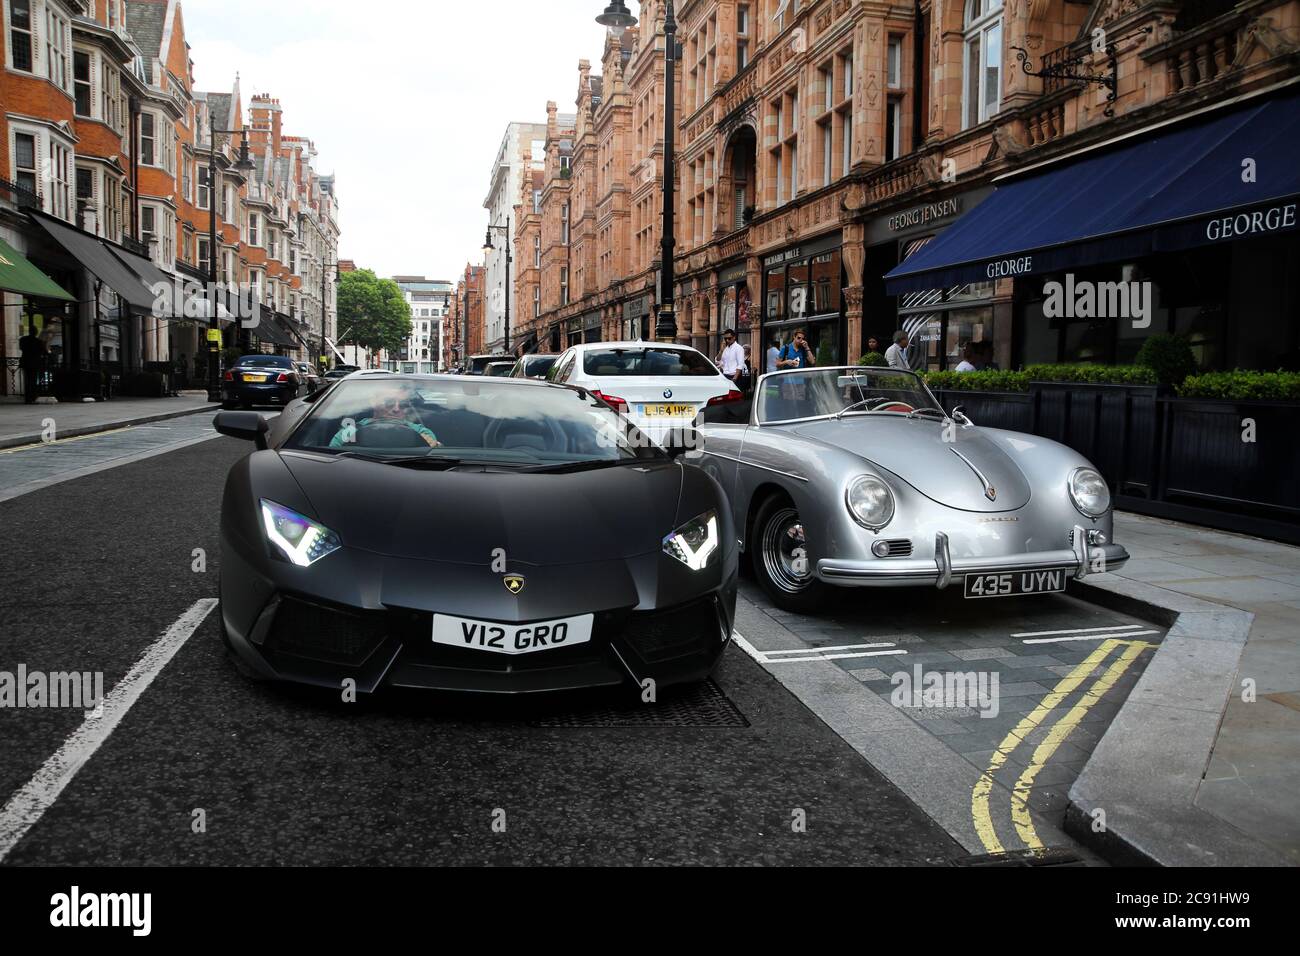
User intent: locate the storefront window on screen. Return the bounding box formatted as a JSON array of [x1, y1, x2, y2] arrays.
[[945, 307, 992, 368], [787, 260, 810, 320], [810, 252, 841, 315], [761, 241, 845, 367], [766, 265, 785, 321]]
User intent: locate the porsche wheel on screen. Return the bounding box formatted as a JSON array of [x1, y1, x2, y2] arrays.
[[752, 495, 828, 613]]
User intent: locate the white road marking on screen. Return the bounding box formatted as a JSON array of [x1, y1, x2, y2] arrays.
[[1011, 624, 1149, 639], [0, 598, 218, 863], [764, 642, 897, 655], [731, 631, 907, 665], [1023, 631, 1161, 645], [764, 649, 909, 664]]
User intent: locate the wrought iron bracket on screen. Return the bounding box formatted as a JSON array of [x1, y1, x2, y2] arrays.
[[1012, 28, 1152, 119]]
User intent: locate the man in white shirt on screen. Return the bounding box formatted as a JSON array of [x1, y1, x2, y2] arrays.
[[719, 329, 746, 384], [885, 331, 911, 371], [766, 337, 781, 375]]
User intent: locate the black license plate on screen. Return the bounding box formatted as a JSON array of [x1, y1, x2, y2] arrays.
[[963, 569, 1067, 599]]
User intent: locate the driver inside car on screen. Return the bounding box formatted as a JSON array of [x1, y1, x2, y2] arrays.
[[329, 382, 442, 448]]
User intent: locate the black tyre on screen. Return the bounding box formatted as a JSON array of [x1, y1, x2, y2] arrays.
[[750, 494, 830, 613]]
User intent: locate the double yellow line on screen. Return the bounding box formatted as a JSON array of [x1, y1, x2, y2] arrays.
[[971, 638, 1153, 854], [0, 425, 134, 455]]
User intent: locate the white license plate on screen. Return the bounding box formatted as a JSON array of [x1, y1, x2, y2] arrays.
[[432, 613, 594, 655], [964, 569, 1067, 599]]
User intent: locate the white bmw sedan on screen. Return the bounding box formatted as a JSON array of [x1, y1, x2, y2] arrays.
[[547, 342, 743, 443]]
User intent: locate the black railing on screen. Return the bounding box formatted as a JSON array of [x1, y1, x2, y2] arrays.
[[0, 177, 40, 209], [931, 383, 1300, 545]]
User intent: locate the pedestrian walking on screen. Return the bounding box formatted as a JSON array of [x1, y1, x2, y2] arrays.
[[766, 335, 781, 374], [885, 331, 911, 371], [719, 328, 746, 386], [18, 329, 47, 404], [777, 328, 816, 370]]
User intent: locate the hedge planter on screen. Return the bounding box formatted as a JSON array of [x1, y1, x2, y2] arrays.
[[928, 380, 1300, 544], [1030, 381, 1163, 500]]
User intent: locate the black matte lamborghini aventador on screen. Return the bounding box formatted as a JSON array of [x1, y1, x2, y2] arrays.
[[214, 374, 737, 695]]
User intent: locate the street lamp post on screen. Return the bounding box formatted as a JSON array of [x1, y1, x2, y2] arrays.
[[321, 259, 339, 371], [597, 1, 677, 341], [206, 116, 255, 401], [482, 217, 512, 354]]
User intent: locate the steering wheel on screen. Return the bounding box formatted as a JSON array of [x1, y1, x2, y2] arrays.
[[353, 419, 432, 449], [483, 415, 566, 454], [878, 402, 915, 414]]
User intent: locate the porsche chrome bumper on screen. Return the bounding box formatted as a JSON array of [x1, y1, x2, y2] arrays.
[[817, 526, 1129, 589]]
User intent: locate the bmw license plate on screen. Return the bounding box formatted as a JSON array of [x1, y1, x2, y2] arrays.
[[432, 613, 594, 655], [642, 403, 695, 418], [964, 569, 1067, 599]]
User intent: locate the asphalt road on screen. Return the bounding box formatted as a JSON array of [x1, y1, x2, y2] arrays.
[[0, 422, 964, 865]]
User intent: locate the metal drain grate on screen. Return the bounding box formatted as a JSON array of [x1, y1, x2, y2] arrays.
[[529, 679, 749, 728], [954, 848, 1085, 867]]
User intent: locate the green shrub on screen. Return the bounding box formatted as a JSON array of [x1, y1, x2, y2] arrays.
[[857, 351, 887, 367], [1024, 363, 1159, 385], [1135, 333, 1198, 386], [924, 370, 1030, 392], [1177, 370, 1300, 401]]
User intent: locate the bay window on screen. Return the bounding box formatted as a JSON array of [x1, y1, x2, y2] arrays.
[[964, 0, 1003, 128], [10, 0, 34, 72]]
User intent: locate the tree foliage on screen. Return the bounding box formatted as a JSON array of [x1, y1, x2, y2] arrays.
[[337, 269, 411, 355]]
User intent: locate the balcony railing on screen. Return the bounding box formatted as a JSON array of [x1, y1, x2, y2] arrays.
[[0, 177, 40, 209]]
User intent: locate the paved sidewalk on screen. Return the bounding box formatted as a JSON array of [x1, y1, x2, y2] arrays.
[[1109, 512, 1300, 862], [0, 395, 216, 449]]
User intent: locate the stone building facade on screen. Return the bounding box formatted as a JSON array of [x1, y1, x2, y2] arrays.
[[519, 0, 1300, 373]]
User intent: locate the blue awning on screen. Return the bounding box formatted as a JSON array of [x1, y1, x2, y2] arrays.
[[884, 88, 1300, 295]]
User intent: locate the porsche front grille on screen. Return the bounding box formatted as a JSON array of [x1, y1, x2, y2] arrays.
[[879, 539, 913, 557]]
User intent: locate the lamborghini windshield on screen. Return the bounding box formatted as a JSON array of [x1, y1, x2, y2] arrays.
[[286, 377, 661, 465], [756, 368, 943, 424]]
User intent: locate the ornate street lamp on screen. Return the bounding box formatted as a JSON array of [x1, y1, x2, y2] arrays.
[[482, 218, 512, 353], [597, 0, 677, 341]]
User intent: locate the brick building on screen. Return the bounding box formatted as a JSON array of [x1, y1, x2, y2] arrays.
[[519, 0, 1300, 373], [448, 263, 488, 364], [1, 0, 340, 401]]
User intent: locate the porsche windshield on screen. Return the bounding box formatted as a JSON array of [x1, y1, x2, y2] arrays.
[[756, 368, 943, 424], [286, 378, 660, 465]]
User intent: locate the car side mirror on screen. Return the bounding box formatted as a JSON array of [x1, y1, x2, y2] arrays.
[[214, 411, 270, 450], [662, 427, 704, 459]]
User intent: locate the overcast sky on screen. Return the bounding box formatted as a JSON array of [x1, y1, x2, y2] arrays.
[[187, 0, 626, 282]]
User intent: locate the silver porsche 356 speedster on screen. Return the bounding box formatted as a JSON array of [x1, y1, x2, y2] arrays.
[[694, 367, 1128, 611]]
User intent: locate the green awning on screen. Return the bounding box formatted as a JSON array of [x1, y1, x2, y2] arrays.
[[0, 237, 75, 301]]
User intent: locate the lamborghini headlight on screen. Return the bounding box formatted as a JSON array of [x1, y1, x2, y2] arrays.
[[663, 510, 719, 571], [260, 500, 342, 567], [1068, 467, 1111, 518], [846, 475, 895, 530]]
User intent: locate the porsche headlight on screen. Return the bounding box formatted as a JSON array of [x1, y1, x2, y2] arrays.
[[1069, 467, 1112, 518], [260, 500, 342, 567], [846, 476, 895, 530], [663, 510, 719, 571]]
